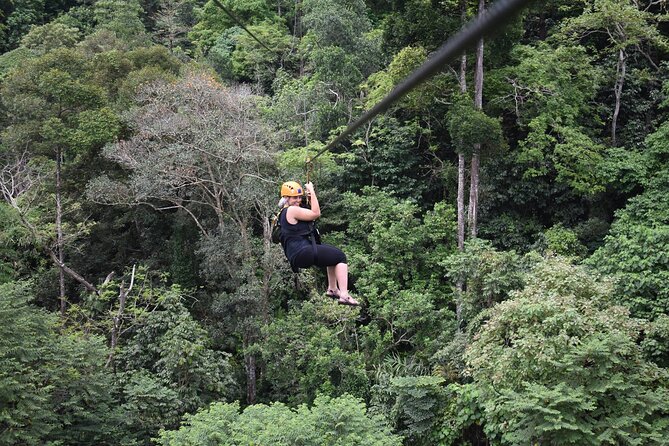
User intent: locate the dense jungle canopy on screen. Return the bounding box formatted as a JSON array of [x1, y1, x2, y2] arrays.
[[1, 0, 669, 445]]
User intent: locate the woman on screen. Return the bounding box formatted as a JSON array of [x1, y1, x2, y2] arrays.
[[278, 180, 359, 306]]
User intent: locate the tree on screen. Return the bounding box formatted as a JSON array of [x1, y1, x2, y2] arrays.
[[64, 269, 236, 443], [258, 293, 369, 405], [153, 0, 190, 54], [466, 257, 669, 444], [377, 0, 461, 54], [457, 0, 469, 254], [1, 48, 121, 312], [115, 282, 235, 439], [156, 394, 403, 446], [493, 42, 605, 195], [89, 71, 280, 404], [587, 172, 669, 319], [230, 20, 292, 90], [1, 0, 48, 52], [371, 364, 447, 446], [344, 117, 429, 199], [469, 0, 486, 238], [294, 0, 381, 137], [558, 0, 669, 146], [441, 238, 526, 330], [93, 0, 150, 46], [20, 21, 80, 54], [329, 188, 457, 362], [188, 0, 274, 53], [0, 281, 127, 445]]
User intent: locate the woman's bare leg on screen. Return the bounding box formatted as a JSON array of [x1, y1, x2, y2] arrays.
[[326, 266, 338, 295], [336, 263, 359, 305]]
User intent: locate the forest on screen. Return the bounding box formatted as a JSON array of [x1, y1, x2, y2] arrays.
[[1, 0, 668, 444]]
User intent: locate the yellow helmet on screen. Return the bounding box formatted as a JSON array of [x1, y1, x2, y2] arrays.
[[280, 181, 303, 197]]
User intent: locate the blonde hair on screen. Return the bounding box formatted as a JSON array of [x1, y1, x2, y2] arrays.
[[277, 197, 288, 208]]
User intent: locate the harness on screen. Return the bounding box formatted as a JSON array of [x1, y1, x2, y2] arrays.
[[273, 207, 321, 273]]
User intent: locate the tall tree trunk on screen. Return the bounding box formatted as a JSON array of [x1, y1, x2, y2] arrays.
[[468, 0, 485, 238], [455, 0, 468, 331], [612, 47, 626, 147], [245, 352, 256, 404], [457, 0, 467, 253], [294, 0, 304, 76], [107, 266, 136, 369], [56, 147, 66, 316], [457, 153, 466, 252]]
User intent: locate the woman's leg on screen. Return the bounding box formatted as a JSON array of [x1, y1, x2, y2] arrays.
[[334, 262, 358, 304], [334, 262, 348, 295], [314, 244, 359, 305], [326, 266, 338, 295]]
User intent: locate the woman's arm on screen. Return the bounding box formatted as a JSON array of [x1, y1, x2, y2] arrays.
[[287, 182, 321, 222]]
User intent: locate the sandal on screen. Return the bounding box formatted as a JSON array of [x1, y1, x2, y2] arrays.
[[337, 295, 360, 307], [326, 289, 339, 300]]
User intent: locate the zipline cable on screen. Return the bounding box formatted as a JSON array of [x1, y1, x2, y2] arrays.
[[211, 0, 272, 52], [306, 0, 534, 166]]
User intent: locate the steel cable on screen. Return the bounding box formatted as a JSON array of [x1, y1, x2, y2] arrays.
[[307, 0, 534, 165], [211, 0, 273, 52]]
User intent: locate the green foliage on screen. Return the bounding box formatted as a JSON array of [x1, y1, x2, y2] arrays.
[[189, 0, 274, 52], [365, 46, 433, 110], [93, 0, 149, 45], [430, 383, 487, 446], [466, 257, 669, 445], [598, 145, 649, 195], [205, 26, 241, 78], [1, 48, 110, 155], [338, 188, 457, 291], [71, 276, 235, 440], [0, 281, 57, 445], [258, 294, 369, 405], [230, 20, 291, 89], [343, 117, 429, 199], [20, 21, 80, 54], [328, 189, 457, 364], [267, 71, 339, 144], [0, 202, 37, 283], [156, 394, 403, 446], [0, 281, 126, 445], [371, 368, 446, 446], [447, 96, 506, 156], [114, 284, 235, 410], [494, 42, 606, 194], [1, 0, 47, 52], [641, 315, 669, 368], [378, 0, 460, 54], [558, 0, 669, 59], [277, 141, 340, 181], [302, 0, 370, 51], [0, 46, 35, 80], [120, 369, 183, 441], [301, 0, 381, 95], [588, 118, 669, 319], [540, 223, 587, 257], [587, 182, 669, 318], [52, 5, 96, 37], [442, 239, 527, 324], [4, 2, 669, 445], [477, 212, 545, 252]]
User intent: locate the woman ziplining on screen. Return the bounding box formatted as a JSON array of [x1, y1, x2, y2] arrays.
[[264, 0, 531, 308], [276, 180, 360, 307]]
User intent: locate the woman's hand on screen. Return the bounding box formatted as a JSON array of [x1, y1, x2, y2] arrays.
[[305, 182, 315, 196]]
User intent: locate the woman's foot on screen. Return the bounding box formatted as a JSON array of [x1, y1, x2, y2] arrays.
[[326, 289, 340, 299], [337, 294, 359, 306]]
